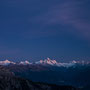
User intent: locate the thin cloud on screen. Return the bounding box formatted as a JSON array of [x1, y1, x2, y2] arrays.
[[1, 0, 90, 40], [28, 0, 90, 40]]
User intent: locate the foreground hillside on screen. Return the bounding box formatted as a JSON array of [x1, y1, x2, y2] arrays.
[[5, 63, 90, 87], [0, 66, 77, 90]]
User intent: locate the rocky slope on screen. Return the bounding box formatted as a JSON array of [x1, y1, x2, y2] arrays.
[[0, 66, 77, 90]]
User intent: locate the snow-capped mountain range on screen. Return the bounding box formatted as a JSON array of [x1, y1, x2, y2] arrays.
[[0, 58, 90, 67], [0, 60, 16, 65]]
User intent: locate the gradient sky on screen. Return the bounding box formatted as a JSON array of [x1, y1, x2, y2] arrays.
[[0, 0, 90, 62]]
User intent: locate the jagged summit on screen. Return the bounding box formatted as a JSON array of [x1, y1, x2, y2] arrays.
[[35, 58, 58, 65], [0, 60, 16, 65], [19, 60, 32, 65]]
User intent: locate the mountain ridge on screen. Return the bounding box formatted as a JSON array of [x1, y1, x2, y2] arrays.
[[0, 58, 90, 67]]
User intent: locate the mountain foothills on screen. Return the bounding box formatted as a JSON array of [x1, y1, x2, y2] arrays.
[[0, 58, 90, 90], [0, 66, 77, 90]]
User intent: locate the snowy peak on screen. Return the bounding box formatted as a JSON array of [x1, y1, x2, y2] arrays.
[[0, 60, 16, 65], [35, 58, 77, 67], [0, 60, 32, 65], [19, 60, 31, 65], [35, 58, 90, 67], [71, 60, 90, 65], [35, 58, 58, 65]]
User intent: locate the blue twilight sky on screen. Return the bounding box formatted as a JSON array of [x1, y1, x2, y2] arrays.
[[0, 0, 90, 62]]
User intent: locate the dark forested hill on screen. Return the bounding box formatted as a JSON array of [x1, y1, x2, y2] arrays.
[[0, 66, 77, 90]]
